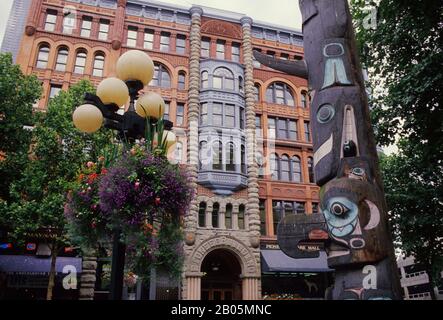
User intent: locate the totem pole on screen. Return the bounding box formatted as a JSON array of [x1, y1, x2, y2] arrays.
[[256, 0, 403, 299]]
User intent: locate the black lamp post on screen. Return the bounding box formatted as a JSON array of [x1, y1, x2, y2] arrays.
[[73, 50, 175, 300]]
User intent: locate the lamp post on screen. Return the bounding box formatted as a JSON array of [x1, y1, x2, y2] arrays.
[[72, 50, 177, 300]]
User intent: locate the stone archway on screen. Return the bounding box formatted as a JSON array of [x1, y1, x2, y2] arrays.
[[184, 235, 261, 300]]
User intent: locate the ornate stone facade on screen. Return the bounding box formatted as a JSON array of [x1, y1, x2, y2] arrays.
[[6, 0, 318, 300]]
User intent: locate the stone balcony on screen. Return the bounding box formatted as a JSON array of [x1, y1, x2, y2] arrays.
[[198, 171, 248, 195]]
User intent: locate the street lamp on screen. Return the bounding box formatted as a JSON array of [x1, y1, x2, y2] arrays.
[[72, 50, 176, 300]]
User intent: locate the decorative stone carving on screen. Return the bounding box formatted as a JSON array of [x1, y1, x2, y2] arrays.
[[201, 20, 242, 39]]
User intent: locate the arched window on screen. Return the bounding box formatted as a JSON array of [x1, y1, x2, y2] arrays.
[[212, 203, 220, 228], [178, 71, 186, 90], [212, 140, 222, 170], [225, 204, 233, 229], [241, 145, 246, 174], [254, 84, 260, 102], [280, 155, 291, 181], [74, 50, 87, 74], [292, 156, 302, 183], [152, 63, 171, 88], [213, 67, 234, 90], [226, 142, 235, 172], [270, 153, 279, 180], [199, 202, 207, 227], [266, 82, 295, 107], [201, 71, 209, 89], [238, 204, 245, 229], [92, 52, 105, 77], [301, 91, 309, 108], [55, 47, 68, 72], [36, 44, 50, 69], [308, 157, 314, 183]]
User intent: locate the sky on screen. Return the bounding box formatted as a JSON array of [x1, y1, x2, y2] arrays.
[[0, 0, 302, 45]]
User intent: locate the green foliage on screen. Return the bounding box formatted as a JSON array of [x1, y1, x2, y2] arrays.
[[351, 0, 443, 285], [4, 79, 113, 244], [0, 53, 42, 201]]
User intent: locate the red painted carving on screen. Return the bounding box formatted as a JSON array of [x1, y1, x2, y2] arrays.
[[201, 20, 241, 39]]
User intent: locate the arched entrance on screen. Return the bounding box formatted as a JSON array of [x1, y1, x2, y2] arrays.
[[200, 249, 242, 300]]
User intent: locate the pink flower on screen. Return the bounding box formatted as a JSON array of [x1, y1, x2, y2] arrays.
[[135, 182, 141, 189], [87, 161, 95, 168]]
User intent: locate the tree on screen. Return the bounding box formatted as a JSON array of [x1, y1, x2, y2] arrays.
[[0, 53, 42, 203], [5, 80, 113, 300], [351, 0, 443, 298]]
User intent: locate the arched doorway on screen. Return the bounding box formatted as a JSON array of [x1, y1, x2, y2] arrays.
[[201, 249, 242, 300]]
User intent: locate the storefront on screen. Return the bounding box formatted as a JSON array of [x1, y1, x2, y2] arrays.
[[260, 243, 333, 300]]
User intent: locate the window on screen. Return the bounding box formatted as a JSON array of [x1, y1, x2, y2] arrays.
[[93, 53, 105, 77], [255, 116, 262, 137], [201, 37, 210, 57], [239, 76, 244, 94], [212, 203, 220, 228], [213, 140, 222, 170], [232, 43, 240, 62], [176, 103, 184, 126], [80, 16, 92, 38], [176, 35, 186, 54], [266, 50, 275, 58], [292, 156, 302, 183], [201, 71, 209, 89], [253, 48, 261, 68], [213, 67, 234, 90], [312, 202, 319, 214], [144, 29, 154, 49], [199, 141, 209, 169], [152, 63, 171, 88], [225, 104, 235, 128], [280, 155, 291, 181], [254, 84, 260, 102], [289, 120, 298, 140], [44, 11, 57, 32], [212, 103, 223, 126], [225, 204, 233, 229], [63, 11, 76, 34], [301, 91, 309, 108], [36, 44, 50, 69], [259, 200, 266, 235], [278, 119, 287, 139], [268, 118, 276, 139], [270, 153, 278, 180], [240, 107, 245, 130], [178, 72, 186, 90], [98, 20, 110, 41], [49, 84, 62, 99], [127, 27, 138, 47], [199, 202, 207, 227], [257, 151, 265, 178], [304, 121, 311, 142], [200, 103, 208, 125], [273, 200, 306, 232], [226, 142, 235, 172], [216, 40, 225, 59], [280, 53, 289, 60], [266, 82, 295, 106], [74, 50, 87, 74], [272, 201, 282, 234], [163, 101, 170, 120], [308, 157, 314, 183], [160, 32, 170, 52], [175, 142, 183, 163], [238, 204, 245, 229], [55, 47, 68, 72], [241, 145, 246, 174]]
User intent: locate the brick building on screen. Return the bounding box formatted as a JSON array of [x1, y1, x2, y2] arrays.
[[1, 0, 331, 300]]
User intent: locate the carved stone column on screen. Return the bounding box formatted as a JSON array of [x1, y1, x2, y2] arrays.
[[79, 256, 97, 300], [242, 276, 260, 300], [111, 0, 127, 50], [25, 0, 43, 36], [241, 16, 261, 249], [185, 5, 203, 238], [186, 274, 202, 300]]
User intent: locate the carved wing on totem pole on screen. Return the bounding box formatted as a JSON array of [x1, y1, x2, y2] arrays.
[[266, 0, 403, 300]]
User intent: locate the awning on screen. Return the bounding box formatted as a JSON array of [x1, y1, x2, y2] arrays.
[[261, 250, 333, 273], [0, 255, 82, 275]]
